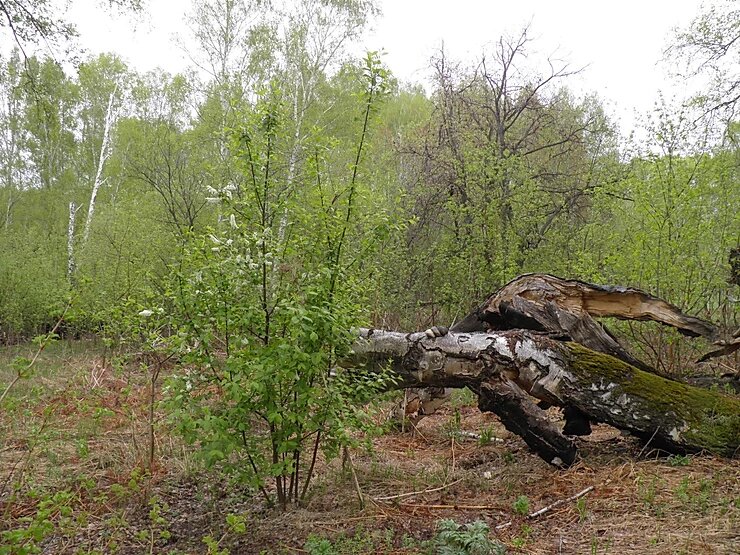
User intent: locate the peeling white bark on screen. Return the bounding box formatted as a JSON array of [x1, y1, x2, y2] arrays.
[[346, 328, 740, 462], [67, 201, 78, 280], [82, 85, 118, 248]]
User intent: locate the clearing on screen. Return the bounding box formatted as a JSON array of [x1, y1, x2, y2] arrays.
[[1, 340, 738, 554]]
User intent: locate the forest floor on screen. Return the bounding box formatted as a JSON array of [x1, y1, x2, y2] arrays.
[[1, 340, 738, 554]]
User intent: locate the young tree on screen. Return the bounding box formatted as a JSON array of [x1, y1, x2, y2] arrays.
[[164, 53, 392, 508]]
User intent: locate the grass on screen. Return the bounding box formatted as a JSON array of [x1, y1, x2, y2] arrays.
[[1, 341, 739, 554]]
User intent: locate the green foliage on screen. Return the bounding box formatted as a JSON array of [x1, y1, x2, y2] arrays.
[[510, 524, 532, 549], [304, 536, 338, 555], [434, 519, 506, 555], [160, 58, 394, 507], [478, 426, 496, 447], [512, 495, 530, 516], [674, 476, 715, 514], [304, 528, 399, 555], [0, 490, 76, 555], [667, 454, 691, 467], [576, 497, 588, 522]]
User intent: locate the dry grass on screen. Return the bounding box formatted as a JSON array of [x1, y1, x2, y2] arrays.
[[1, 341, 738, 554]]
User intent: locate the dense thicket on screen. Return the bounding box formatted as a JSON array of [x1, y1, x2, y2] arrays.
[[0, 3, 737, 363]]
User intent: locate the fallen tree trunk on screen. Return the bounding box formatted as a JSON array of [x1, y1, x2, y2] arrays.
[[385, 274, 736, 427], [451, 273, 720, 365], [347, 328, 740, 466]]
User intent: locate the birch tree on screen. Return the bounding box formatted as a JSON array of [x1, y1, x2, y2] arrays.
[[67, 54, 128, 281], [0, 51, 28, 229]]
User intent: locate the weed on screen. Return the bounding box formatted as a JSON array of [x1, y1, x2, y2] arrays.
[[576, 497, 588, 522], [305, 535, 336, 555], [145, 497, 171, 550], [637, 473, 665, 514], [511, 524, 532, 549], [450, 388, 476, 408], [303, 527, 396, 554], [590, 536, 613, 554], [478, 426, 496, 446], [675, 476, 714, 514], [667, 454, 691, 467], [434, 519, 505, 555], [0, 490, 76, 555], [513, 495, 530, 516], [203, 534, 230, 555], [444, 408, 463, 438]]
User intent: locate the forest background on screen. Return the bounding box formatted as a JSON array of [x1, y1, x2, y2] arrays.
[[1, 0, 737, 369]]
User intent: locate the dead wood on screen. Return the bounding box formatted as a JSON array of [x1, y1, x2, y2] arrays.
[[352, 274, 739, 466], [451, 273, 721, 366], [347, 328, 740, 466]]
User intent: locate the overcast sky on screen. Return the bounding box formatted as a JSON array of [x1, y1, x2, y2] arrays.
[[66, 0, 714, 133]]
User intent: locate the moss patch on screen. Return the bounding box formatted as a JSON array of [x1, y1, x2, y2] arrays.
[[566, 343, 740, 455]]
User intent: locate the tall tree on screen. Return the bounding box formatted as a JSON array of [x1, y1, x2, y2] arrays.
[[0, 50, 27, 228], [0, 0, 142, 57], [75, 54, 128, 248], [393, 28, 615, 320], [668, 0, 740, 131]]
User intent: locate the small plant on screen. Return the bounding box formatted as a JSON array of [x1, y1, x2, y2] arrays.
[[590, 536, 613, 554], [445, 408, 463, 438], [224, 513, 246, 534], [675, 476, 714, 514], [200, 513, 247, 555], [667, 454, 691, 467], [145, 497, 171, 550], [434, 518, 506, 555], [637, 474, 662, 512], [510, 524, 531, 549], [304, 535, 337, 555], [478, 426, 496, 446], [303, 528, 394, 554], [576, 497, 588, 522], [203, 534, 230, 555], [0, 490, 76, 555], [512, 495, 530, 516], [450, 388, 476, 408]]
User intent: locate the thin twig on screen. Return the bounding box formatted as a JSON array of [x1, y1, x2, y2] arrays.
[[408, 420, 428, 442], [343, 446, 364, 509], [637, 427, 661, 459], [310, 514, 391, 526], [450, 436, 456, 476], [527, 481, 608, 519], [401, 502, 504, 510], [494, 478, 610, 530], [374, 478, 464, 501]]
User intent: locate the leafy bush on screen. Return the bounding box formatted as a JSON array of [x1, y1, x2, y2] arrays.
[[162, 58, 394, 508], [434, 519, 506, 555]]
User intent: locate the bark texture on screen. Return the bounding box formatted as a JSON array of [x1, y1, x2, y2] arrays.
[[348, 328, 740, 465], [452, 273, 721, 364]]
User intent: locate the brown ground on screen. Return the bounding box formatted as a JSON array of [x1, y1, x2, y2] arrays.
[[1, 341, 738, 554]]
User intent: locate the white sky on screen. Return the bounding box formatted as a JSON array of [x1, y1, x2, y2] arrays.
[[62, 0, 720, 132]]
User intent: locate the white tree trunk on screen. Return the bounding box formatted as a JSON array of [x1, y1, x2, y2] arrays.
[[82, 85, 118, 247], [67, 201, 77, 280]]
